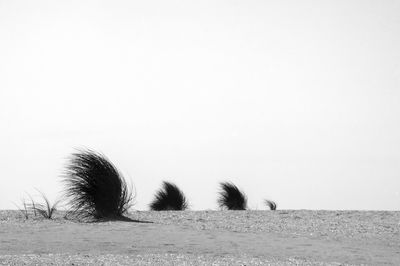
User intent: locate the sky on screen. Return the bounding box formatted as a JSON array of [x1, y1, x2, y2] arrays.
[[0, 0, 399, 211]]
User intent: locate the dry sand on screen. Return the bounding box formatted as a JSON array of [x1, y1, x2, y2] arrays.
[[0, 210, 399, 265]]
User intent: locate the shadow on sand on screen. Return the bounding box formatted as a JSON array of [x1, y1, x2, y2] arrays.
[[96, 216, 154, 223]]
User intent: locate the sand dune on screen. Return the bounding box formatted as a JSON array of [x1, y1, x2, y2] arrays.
[[0, 210, 399, 265]]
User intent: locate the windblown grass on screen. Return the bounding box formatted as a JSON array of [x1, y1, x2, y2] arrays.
[[14, 199, 29, 220], [150, 181, 188, 211], [31, 190, 60, 219], [63, 149, 134, 220], [218, 182, 247, 210], [27, 193, 37, 217], [265, 199, 277, 210]]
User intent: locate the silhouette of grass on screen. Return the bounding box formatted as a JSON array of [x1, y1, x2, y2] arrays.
[[14, 199, 29, 220], [150, 181, 188, 211], [265, 199, 277, 210], [27, 193, 37, 217], [63, 149, 134, 220], [218, 182, 247, 210], [31, 190, 59, 219]]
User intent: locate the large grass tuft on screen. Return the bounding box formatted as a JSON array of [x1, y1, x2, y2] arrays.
[[218, 182, 247, 210], [63, 149, 134, 220], [150, 181, 188, 211]]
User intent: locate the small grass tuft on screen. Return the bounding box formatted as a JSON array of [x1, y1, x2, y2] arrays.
[[150, 181, 188, 211], [27, 193, 37, 217], [14, 199, 29, 220], [31, 190, 60, 219], [265, 199, 277, 210], [218, 182, 248, 210]]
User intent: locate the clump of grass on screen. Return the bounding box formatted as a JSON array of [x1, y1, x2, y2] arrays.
[[63, 149, 134, 220], [31, 190, 60, 219], [27, 193, 37, 217], [14, 199, 29, 220], [218, 182, 247, 210], [150, 181, 188, 211], [265, 199, 277, 210]]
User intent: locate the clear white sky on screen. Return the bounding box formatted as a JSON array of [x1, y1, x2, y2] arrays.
[[0, 0, 399, 210]]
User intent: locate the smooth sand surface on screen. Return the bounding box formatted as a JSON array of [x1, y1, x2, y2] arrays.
[[0, 210, 399, 265]]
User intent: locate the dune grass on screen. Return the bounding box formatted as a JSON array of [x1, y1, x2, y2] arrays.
[[150, 181, 188, 211], [218, 182, 247, 210], [63, 149, 134, 220], [31, 190, 60, 219], [14, 199, 29, 220], [27, 193, 37, 217], [265, 199, 277, 210]]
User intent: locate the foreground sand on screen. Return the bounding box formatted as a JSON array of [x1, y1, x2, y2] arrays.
[[0, 210, 399, 265]]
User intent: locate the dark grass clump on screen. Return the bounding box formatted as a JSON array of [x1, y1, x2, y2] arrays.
[[150, 181, 188, 211], [218, 182, 247, 210], [63, 149, 133, 220], [265, 199, 277, 210]]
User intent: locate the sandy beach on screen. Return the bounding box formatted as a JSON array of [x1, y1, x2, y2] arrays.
[[0, 210, 399, 265]]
